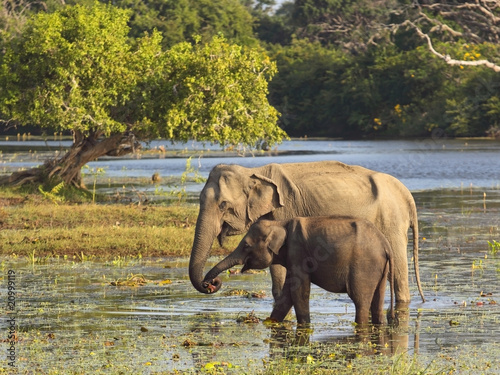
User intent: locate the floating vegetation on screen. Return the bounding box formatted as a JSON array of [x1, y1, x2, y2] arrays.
[[109, 273, 173, 287], [223, 289, 266, 298], [236, 311, 260, 324], [109, 273, 147, 287]]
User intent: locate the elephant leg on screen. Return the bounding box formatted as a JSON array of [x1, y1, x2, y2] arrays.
[[269, 263, 292, 321], [387, 234, 410, 305], [353, 300, 370, 327], [349, 279, 372, 327], [370, 268, 388, 325], [290, 272, 311, 325]]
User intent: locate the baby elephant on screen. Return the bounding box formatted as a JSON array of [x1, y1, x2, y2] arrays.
[[203, 216, 395, 326]]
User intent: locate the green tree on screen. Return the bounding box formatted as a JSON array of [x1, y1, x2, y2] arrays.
[[0, 2, 284, 187], [134, 36, 283, 147], [265, 1, 500, 138], [268, 39, 354, 137], [250, 0, 295, 45], [290, 0, 397, 50], [109, 0, 257, 48]]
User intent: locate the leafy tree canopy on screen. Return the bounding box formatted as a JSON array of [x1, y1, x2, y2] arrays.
[[0, 1, 284, 187], [1, 1, 283, 145], [289, 0, 398, 50], [1, 2, 138, 135], [135, 36, 284, 146], [106, 0, 257, 48]]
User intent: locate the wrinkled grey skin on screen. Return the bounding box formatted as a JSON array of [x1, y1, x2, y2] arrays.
[[189, 161, 424, 307], [203, 217, 395, 325]]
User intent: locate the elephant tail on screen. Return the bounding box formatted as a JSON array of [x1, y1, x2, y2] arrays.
[[412, 213, 425, 303], [388, 251, 396, 325]]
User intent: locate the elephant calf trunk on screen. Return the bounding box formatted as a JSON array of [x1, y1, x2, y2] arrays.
[[202, 276, 222, 294], [202, 254, 244, 294]]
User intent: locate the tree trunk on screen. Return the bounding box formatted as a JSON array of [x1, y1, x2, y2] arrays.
[[0, 131, 141, 188]]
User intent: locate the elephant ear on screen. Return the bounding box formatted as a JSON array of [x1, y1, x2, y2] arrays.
[[247, 174, 283, 223], [266, 225, 287, 255]]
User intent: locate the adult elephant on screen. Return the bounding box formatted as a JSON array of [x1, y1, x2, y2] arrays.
[[189, 161, 424, 307]]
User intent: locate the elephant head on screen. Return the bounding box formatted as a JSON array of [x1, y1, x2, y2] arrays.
[[189, 165, 284, 294], [202, 220, 287, 293]]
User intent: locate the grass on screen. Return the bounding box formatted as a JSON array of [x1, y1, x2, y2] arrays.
[[0, 188, 240, 259]]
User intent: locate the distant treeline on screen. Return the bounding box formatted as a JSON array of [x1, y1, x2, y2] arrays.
[[2, 0, 499, 139]]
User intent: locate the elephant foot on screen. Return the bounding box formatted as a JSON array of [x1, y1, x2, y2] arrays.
[[387, 310, 400, 326], [294, 326, 313, 346], [263, 317, 280, 325], [393, 302, 410, 327], [394, 301, 410, 312]]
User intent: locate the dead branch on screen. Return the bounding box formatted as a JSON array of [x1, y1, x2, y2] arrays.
[[401, 20, 500, 72], [419, 0, 500, 43]]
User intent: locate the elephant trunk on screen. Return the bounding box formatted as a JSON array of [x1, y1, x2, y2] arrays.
[[189, 207, 222, 294], [202, 253, 244, 294]]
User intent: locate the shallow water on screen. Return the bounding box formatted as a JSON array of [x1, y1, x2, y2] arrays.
[[1, 138, 500, 372], [2, 189, 500, 373]]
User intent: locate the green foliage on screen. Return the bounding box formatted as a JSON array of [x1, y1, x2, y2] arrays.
[[442, 44, 500, 137], [2, 0, 499, 142], [488, 240, 500, 255], [355, 45, 451, 137], [136, 35, 285, 147], [0, 2, 284, 149], [261, 0, 500, 138], [38, 182, 66, 204], [268, 35, 500, 138], [0, 2, 145, 135], [269, 39, 352, 137], [109, 0, 257, 48]]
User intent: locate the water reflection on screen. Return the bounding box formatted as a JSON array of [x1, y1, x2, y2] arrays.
[[267, 323, 411, 362]]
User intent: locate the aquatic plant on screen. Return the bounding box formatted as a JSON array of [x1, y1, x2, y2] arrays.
[[82, 165, 107, 203], [487, 240, 500, 255], [154, 156, 206, 203], [472, 259, 484, 270], [76, 251, 95, 262]]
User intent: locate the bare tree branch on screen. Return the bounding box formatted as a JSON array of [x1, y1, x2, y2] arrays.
[[388, 1, 500, 73], [419, 0, 500, 43], [400, 20, 500, 72]]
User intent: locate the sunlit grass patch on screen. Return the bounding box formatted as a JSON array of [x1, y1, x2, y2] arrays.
[[0, 200, 242, 258]]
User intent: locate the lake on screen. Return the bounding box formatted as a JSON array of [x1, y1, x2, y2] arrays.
[[2, 137, 500, 193], [1, 138, 500, 373]]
